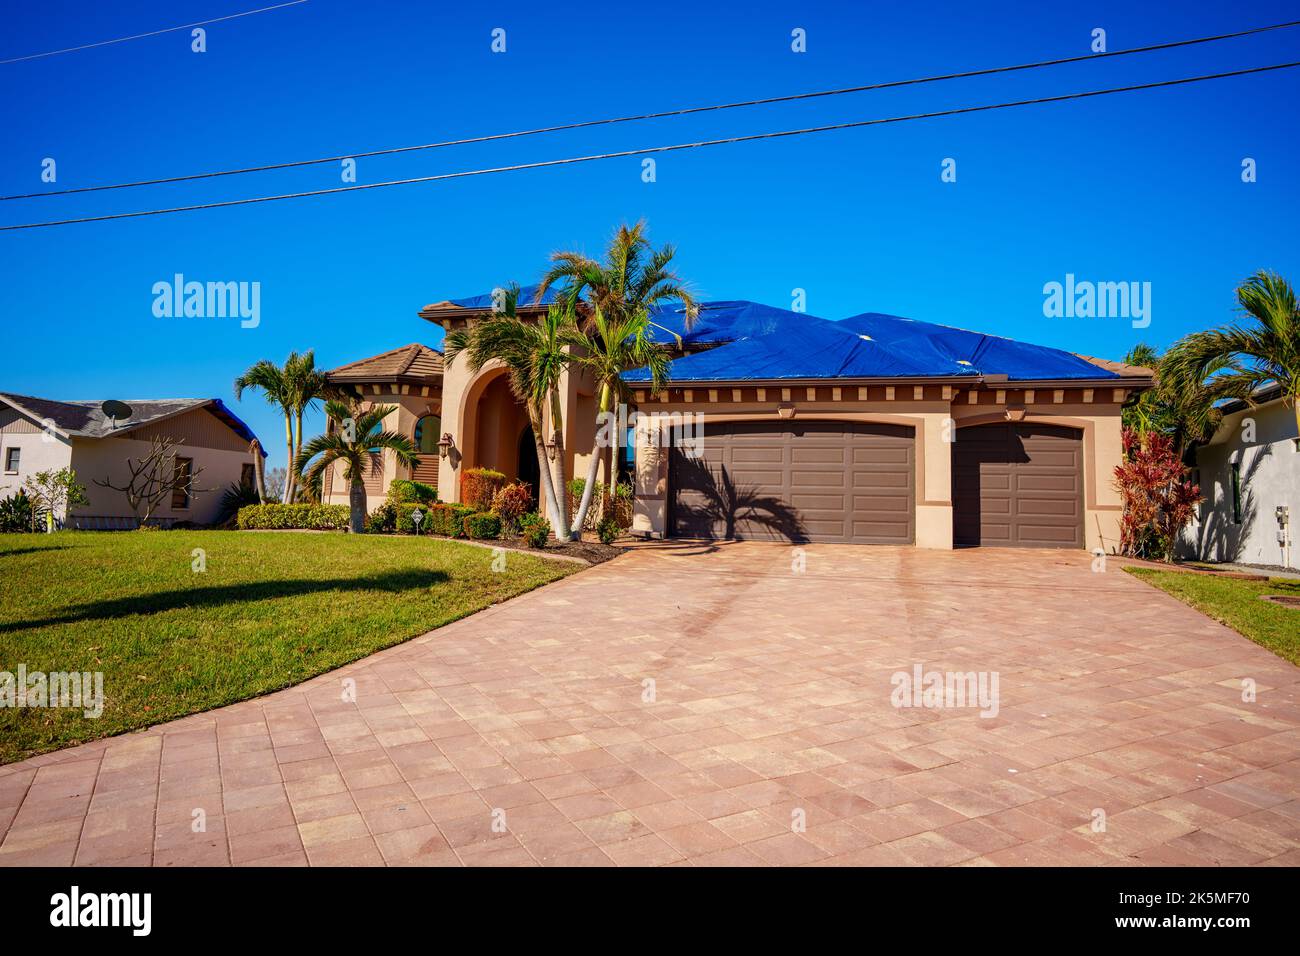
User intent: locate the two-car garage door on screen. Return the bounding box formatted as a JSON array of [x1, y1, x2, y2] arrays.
[[669, 421, 915, 544], [667, 418, 1085, 548]]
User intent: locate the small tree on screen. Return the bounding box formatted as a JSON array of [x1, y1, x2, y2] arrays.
[[22, 467, 89, 532], [1113, 428, 1202, 561], [95, 436, 208, 527], [249, 439, 269, 504]]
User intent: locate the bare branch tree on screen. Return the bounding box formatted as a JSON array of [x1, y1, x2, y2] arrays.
[[95, 436, 211, 526]]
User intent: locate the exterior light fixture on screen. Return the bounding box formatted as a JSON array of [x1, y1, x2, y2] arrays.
[[438, 433, 453, 459]]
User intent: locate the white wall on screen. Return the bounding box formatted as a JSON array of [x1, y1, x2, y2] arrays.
[[0, 431, 74, 505], [1179, 398, 1299, 570]]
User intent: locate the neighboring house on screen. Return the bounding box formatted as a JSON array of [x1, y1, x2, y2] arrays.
[[399, 289, 1151, 551], [0, 392, 264, 528], [1178, 385, 1299, 570], [317, 344, 444, 511]]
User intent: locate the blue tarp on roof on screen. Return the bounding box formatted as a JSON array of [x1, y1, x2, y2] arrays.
[[445, 283, 562, 310], [626, 301, 979, 382], [838, 313, 1118, 381]]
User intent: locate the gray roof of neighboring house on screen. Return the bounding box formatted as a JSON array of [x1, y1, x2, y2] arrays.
[[0, 392, 264, 450]]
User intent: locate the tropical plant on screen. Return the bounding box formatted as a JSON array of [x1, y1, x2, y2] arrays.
[[519, 511, 551, 548], [294, 400, 420, 534], [443, 286, 575, 539], [596, 514, 620, 545], [235, 350, 332, 503], [0, 489, 35, 533], [491, 481, 532, 535], [564, 305, 671, 534], [216, 481, 262, 527], [1114, 428, 1202, 561], [1122, 343, 1248, 460], [1163, 270, 1300, 441], [248, 439, 268, 503], [22, 467, 89, 532], [536, 220, 696, 519]]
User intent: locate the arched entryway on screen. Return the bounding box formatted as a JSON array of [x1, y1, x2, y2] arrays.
[[517, 426, 541, 506], [458, 367, 533, 484]]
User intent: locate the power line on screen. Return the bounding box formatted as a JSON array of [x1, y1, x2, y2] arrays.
[[3, 17, 1298, 201], [0, 0, 310, 65], [2, 60, 1296, 232]]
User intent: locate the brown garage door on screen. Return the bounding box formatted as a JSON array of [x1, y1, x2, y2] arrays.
[[952, 423, 1084, 548], [670, 420, 914, 544]]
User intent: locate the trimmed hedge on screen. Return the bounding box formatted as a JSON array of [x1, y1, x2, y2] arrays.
[[461, 467, 506, 509], [237, 503, 350, 530], [386, 479, 438, 506], [463, 511, 502, 540], [426, 503, 476, 537]]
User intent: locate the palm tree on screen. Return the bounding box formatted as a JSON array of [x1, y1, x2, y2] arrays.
[[443, 286, 575, 539], [565, 305, 671, 533], [1164, 270, 1300, 440], [294, 400, 419, 534], [284, 351, 331, 502], [1122, 343, 1244, 459], [234, 358, 294, 501], [536, 220, 697, 504]]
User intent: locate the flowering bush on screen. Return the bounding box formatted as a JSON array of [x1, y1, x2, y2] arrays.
[[461, 467, 506, 509], [1113, 428, 1202, 561]]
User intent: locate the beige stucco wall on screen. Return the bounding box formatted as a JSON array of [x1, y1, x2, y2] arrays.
[[0, 416, 74, 501]]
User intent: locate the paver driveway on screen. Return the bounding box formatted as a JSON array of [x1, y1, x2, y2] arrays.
[[3, 542, 1299, 867]]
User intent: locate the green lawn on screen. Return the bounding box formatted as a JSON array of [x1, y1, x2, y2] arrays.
[[0, 531, 578, 764], [1126, 567, 1300, 665]]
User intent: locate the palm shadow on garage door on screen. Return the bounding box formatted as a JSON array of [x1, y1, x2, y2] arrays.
[[952, 422, 1084, 548]]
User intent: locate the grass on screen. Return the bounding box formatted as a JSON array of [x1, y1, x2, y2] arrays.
[[0, 530, 579, 764], [1126, 566, 1300, 665]]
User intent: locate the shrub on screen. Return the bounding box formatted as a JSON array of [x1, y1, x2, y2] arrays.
[[236, 503, 351, 530], [425, 502, 475, 537], [463, 510, 502, 540], [0, 490, 35, 533], [386, 478, 438, 507], [216, 482, 262, 528], [491, 482, 532, 534], [569, 479, 634, 530], [597, 515, 620, 545], [461, 467, 506, 509], [519, 511, 550, 549], [1114, 428, 1201, 561], [366, 502, 397, 533]]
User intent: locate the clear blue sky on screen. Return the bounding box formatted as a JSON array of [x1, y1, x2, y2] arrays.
[[3, 0, 1298, 470]]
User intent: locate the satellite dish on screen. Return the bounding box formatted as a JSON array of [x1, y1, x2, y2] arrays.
[[101, 400, 133, 429]]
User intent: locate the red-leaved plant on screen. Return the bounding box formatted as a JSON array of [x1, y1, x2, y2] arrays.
[[1113, 427, 1202, 561]]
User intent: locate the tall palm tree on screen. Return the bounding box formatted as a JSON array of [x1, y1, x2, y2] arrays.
[[294, 400, 419, 534], [565, 305, 671, 533], [1164, 270, 1300, 439], [284, 350, 331, 502], [235, 351, 331, 503], [1122, 343, 1243, 459], [443, 287, 575, 540], [536, 220, 697, 502]]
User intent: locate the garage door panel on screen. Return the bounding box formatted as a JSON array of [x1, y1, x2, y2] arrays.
[[952, 423, 1083, 548], [671, 420, 914, 544]]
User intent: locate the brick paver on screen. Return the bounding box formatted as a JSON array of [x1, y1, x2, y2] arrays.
[[3, 542, 1299, 867]]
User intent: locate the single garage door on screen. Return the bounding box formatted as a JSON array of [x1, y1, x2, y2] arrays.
[[952, 422, 1084, 548], [669, 420, 914, 544]]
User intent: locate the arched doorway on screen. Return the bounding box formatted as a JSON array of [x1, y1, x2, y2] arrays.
[[517, 426, 540, 507], [412, 413, 442, 486]]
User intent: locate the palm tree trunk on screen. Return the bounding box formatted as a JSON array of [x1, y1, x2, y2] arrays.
[[547, 387, 573, 540], [348, 480, 366, 534], [528, 406, 562, 532], [573, 384, 612, 534], [250, 440, 267, 504], [293, 409, 304, 500], [283, 414, 296, 503]]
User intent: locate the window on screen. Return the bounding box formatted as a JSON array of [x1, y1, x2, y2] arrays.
[[2, 447, 17, 473], [414, 415, 441, 454], [1230, 462, 1242, 524], [172, 457, 193, 510], [240, 463, 255, 490]]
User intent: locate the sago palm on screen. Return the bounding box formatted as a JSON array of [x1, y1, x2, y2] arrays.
[[1164, 270, 1300, 439], [443, 286, 575, 539], [294, 400, 419, 534], [565, 305, 671, 533]]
